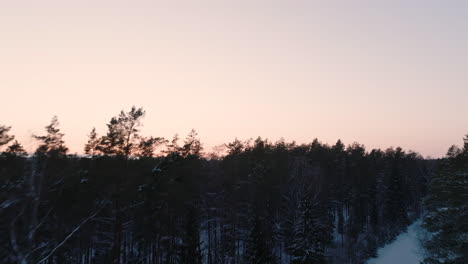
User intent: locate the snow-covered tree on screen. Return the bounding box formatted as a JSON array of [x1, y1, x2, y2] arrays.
[[288, 194, 333, 264], [423, 137, 468, 264]]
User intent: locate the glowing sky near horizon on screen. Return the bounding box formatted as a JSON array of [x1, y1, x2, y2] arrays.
[[1, 0, 467, 157]]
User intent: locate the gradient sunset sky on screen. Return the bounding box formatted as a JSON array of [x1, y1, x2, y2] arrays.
[[1, 1, 467, 157]]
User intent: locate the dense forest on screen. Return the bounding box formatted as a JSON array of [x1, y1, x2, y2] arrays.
[[422, 138, 468, 263], [0, 107, 466, 264]]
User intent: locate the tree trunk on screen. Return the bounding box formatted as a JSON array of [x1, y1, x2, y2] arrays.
[[112, 200, 122, 264]]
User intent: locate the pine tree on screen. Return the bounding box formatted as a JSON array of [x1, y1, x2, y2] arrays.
[[0, 125, 14, 150], [84, 127, 100, 156], [6, 140, 27, 157], [118, 106, 145, 156], [97, 106, 145, 156], [136, 136, 166, 157], [383, 147, 409, 239], [244, 214, 275, 264], [368, 180, 378, 231], [226, 138, 244, 155], [97, 117, 122, 155], [165, 134, 181, 154], [34, 116, 68, 157], [288, 195, 332, 264], [180, 129, 203, 158], [423, 138, 468, 264], [180, 208, 203, 264]]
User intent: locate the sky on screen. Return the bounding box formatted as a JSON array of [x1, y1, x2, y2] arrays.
[[1, 0, 467, 157]]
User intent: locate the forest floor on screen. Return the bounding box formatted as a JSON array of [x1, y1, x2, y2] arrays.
[[366, 219, 426, 264]]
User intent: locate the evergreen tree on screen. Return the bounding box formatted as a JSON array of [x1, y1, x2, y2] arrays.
[[34, 116, 68, 156], [0, 125, 14, 150], [137, 136, 166, 157], [165, 133, 181, 154], [180, 207, 203, 264], [383, 147, 409, 238], [332, 139, 345, 153], [423, 137, 468, 264], [118, 106, 145, 156], [96, 117, 122, 155], [368, 180, 379, 232], [244, 214, 275, 264], [6, 140, 27, 157], [84, 127, 100, 156], [226, 138, 244, 155], [288, 194, 332, 264], [180, 129, 203, 158], [97, 106, 145, 156]]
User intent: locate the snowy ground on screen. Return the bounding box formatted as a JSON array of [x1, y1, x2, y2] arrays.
[[366, 220, 425, 264]]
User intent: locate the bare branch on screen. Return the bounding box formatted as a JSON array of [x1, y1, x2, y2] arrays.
[[35, 205, 106, 264]]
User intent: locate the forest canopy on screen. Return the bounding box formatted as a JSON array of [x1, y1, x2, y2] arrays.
[[0, 107, 466, 264]]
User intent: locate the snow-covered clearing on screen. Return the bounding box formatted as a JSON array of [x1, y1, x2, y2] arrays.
[[366, 220, 425, 264]]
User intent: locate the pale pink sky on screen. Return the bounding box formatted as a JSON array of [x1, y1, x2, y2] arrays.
[[1, 1, 467, 157]]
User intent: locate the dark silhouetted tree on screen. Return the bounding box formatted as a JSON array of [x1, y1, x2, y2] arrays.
[[288, 194, 332, 264], [423, 136, 468, 264], [180, 129, 203, 158], [97, 106, 145, 157], [180, 207, 203, 264], [226, 138, 244, 155], [0, 125, 15, 150], [137, 136, 166, 157], [165, 134, 181, 154], [84, 127, 100, 156], [6, 140, 27, 157], [34, 116, 68, 157], [244, 214, 275, 264]]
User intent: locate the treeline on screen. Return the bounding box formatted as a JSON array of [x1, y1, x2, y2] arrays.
[[0, 107, 434, 264]]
